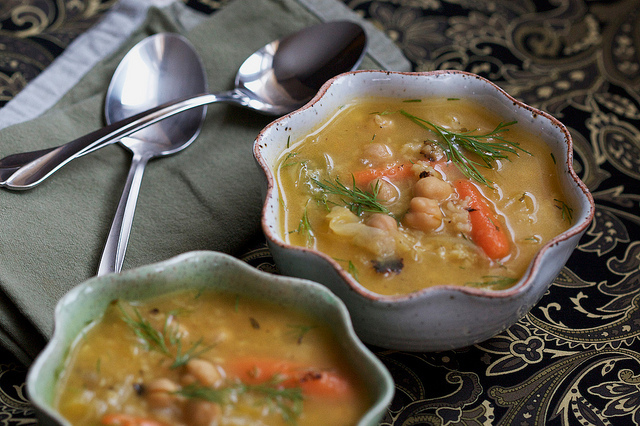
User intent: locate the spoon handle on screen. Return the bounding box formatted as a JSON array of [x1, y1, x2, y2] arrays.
[[0, 91, 239, 190], [96, 149, 149, 276]]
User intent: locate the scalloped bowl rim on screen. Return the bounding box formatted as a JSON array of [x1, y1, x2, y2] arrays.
[[254, 70, 595, 303], [26, 251, 394, 426]]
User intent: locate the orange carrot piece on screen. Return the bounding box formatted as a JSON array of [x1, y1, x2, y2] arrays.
[[227, 357, 294, 385], [101, 413, 166, 426], [454, 180, 510, 260], [352, 163, 414, 188], [296, 368, 351, 397], [225, 357, 352, 398]]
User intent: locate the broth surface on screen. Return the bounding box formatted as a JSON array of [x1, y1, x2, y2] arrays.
[[275, 97, 572, 294], [55, 290, 371, 425]]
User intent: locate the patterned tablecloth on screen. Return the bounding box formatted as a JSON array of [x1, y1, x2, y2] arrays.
[[2, 0, 640, 424]]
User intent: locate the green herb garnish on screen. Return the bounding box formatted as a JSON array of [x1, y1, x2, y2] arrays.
[[397, 109, 528, 187], [172, 337, 211, 369], [177, 378, 304, 424], [280, 152, 306, 168], [348, 260, 360, 281], [334, 258, 360, 281], [176, 383, 229, 403], [119, 304, 171, 356], [466, 275, 517, 290], [524, 235, 542, 243], [289, 203, 314, 244], [119, 303, 213, 369], [311, 176, 389, 216], [554, 199, 573, 222], [243, 381, 303, 423], [287, 324, 316, 344]]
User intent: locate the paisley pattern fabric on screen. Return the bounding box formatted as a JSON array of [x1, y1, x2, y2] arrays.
[[1, 0, 640, 424]]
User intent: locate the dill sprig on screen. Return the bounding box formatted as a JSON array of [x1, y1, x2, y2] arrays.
[[177, 383, 230, 404], [466, 275, 517, 290], [119, 303, 171, 356], [243, 380, 303, 423], [118, 302, 213, 369], [524, 235, 542, 243], [334, 258, 360, 282], [280, 151, 307, 168], [287, 324, 316, 344], [348, 260, 360, 281], [289, 203, 314, 246], [311, 175, 389, 216], [397, 109, 528, 187], [298, 205, 313, 242], [177, 378, 304, 424], [554, 199, 573, 222], [171, 337, 212, 369]]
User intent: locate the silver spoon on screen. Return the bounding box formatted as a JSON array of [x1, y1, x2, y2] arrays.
[[0, 21, 366, 190], [96, 33, 207, 276]]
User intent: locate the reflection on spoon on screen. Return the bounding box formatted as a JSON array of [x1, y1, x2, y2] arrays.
[[0, 21, 367, 190], [96, 33, 207, 276]]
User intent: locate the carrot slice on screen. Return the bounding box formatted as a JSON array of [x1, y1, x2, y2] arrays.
[[454, 180, 510, 260], [296, 368, 351, 397], [225, 357, 352, 398], [101, 413, 166, 426], [352, 163, 414, 188], [227, 357, 295, 386]]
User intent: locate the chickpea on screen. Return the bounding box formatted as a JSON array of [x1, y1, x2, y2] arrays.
[[367, 213, 397, 232], [375, 180, 399, 203], [185, 359, 222, 387], [404, 197, 443, 232], [146, 377, 179, 393], [410, 197, 442, 216], [404, 212, 442, 233], [414, 176, 452, 200], [184, 400, 221, 426], [180, 373, 198, 387], [145, 378, 179, 409], [362, 143, 392, 163], [372, 114, 394, 129], [147, 391, 176, 409]]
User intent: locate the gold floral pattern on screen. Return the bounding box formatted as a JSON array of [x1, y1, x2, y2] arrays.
[[347, 0, 640, 424], [0, 361, 34, 424], [2, 0, 640, 424], [0, 0, 118, 104]]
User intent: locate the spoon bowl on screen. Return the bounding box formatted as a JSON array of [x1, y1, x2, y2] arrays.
[[105, 34, 207, 153], [96, 33, 207, 275], [0, 21, 366, 189], [233, 20, 367, 115]]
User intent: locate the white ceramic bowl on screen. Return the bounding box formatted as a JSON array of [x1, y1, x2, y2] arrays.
[[253, 70, 595, 352], [27, 251, 394, 425]]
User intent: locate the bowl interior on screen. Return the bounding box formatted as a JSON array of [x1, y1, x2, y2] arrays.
[[255, 70, 595, 298], [27, 251, 394, 425]]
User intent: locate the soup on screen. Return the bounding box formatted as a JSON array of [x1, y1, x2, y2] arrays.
[[54, 290, 371, 425], [275, 97, 572, 295]]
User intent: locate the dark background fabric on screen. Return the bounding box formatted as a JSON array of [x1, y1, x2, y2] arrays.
[[2, 0, 640, 424]]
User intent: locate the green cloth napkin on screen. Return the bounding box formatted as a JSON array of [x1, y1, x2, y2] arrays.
[[0, 0, 408, 365]]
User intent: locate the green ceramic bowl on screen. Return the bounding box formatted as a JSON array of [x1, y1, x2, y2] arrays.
[[27, 251, 394, 425]]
